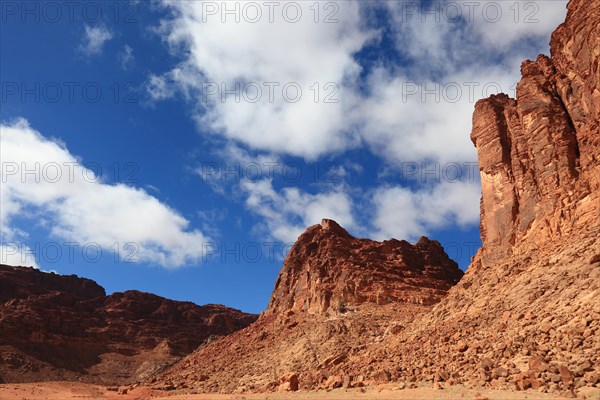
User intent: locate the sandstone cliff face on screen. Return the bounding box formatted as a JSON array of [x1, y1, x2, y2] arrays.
[[471, 0, 599, 262], [154, 220, 464, 392], [0, 264, 258, 385], [267, 219, 462, 315]]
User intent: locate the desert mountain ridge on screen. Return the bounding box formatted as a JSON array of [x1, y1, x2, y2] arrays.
[[266, 218, 464, 315], [0, 263, 258, 385]]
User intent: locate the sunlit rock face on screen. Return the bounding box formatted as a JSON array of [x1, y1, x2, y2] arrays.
[[471, 0, 599, 264], [267, 219, 463, 315]]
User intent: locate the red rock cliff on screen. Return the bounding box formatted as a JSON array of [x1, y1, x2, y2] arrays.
[[267, 219, 463, 315], [377, 0, 600, 393], [471, 0, 599, 263]]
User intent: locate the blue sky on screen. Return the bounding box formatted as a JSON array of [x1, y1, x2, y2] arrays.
[[0, 1, 567, 313]]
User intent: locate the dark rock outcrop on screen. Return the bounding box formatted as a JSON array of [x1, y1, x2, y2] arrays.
[[0, 264, 258, 385]]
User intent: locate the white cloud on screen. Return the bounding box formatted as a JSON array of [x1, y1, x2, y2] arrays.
[[146, 74, 177, 101], [149, 0, 566, 245], [0, 244, 40, 269], [193, 144, 281, 196], [0, 119, 209, 268], [151, 1, 566, 165], [119, 44, 134, 70], [241, 179, 355, 243], [354, 0, 568, 165], [353, 64, 524, 165], [80, 25, 113, 56], [238, 177, 480, 244], [152, 1, 375, 159], [371, 181, 481, 241], [384, 1, 568, 76], [470, 1, 568, 50]]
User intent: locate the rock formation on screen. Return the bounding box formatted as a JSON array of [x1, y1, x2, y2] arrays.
[[154, 0, 599, 395], [267, 219, 463, 314], [474, 0, 598, 262], [0, 264, 257, 385], [153, 219, 464, 392]]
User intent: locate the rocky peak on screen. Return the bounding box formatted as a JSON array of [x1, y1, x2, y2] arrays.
[[155, 221, 466, 393], [0, 264, 106, 303], [266, 220, 463, 316], [319, 218, 352, 237]]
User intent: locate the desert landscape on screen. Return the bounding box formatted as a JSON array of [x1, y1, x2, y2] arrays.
[[1, 0, 599, 399]]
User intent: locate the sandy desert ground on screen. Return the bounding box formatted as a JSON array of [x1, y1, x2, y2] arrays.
[[1, 382, 598, 400]]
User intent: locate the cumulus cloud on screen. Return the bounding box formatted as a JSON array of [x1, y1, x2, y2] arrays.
[[0, 119, 208, 268], [80, 25, 113, 56], [353, 64, 526, 165], [149, 0, 566, 243], [384, 1, 568, 76], [241, 179, 355, 243], [151, 0, 566, 164], [151, 1, 374, 159], [237, 177, 481, 244], [352, 0, 568, 165], [371, 181, 481, 241], [469, 1, 569, 50]]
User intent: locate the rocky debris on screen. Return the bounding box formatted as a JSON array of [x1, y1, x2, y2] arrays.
[[153, 220, 464, 392], [278, 373, 299, 392], [0, 264, 258, 385]]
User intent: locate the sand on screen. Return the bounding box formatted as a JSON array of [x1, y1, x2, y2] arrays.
[[1, 382, 598, 400]]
